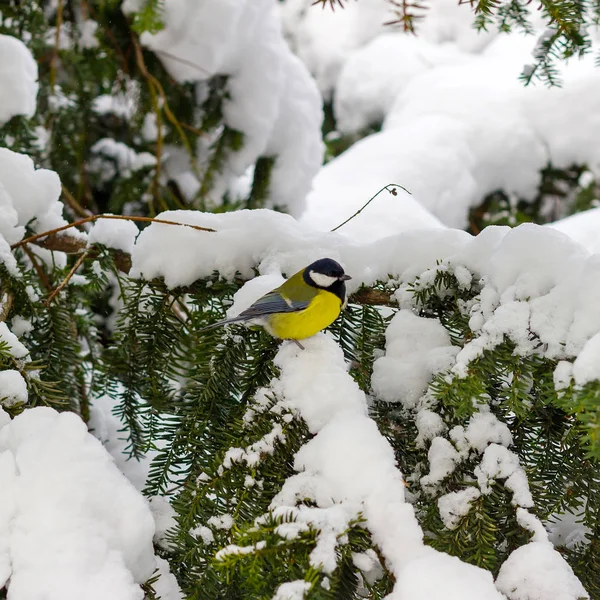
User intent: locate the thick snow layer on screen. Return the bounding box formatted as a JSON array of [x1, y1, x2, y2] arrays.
[[124, 0, 323, 217], [88, 217, 139, 254], [0, 322, 29, 360], [0, 35, 38, 125], [0, 407, 156, 600], [372, 310, 458, 408], [0, 370, 27, 406], [268, 335, 503, 599], [287, 1, 600, 236], [495, 542, 589, 600], [131, 211, 600, 367], [573, 331, 600, 385], [0, 148, 78, 244], [549, 208, 600, 255]]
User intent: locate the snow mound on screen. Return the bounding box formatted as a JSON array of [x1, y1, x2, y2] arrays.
[[0, 35, 38, 125], [124, 0, 323, 217], [0, 407, 156, 600]]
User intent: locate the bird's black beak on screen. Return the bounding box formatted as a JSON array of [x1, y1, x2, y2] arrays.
[[340, 274, 352, 281]]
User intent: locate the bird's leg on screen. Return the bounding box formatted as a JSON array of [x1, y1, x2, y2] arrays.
[[291, 339, 305, 350]]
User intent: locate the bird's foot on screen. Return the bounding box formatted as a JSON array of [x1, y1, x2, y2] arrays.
[[291, 339, 305, 350]]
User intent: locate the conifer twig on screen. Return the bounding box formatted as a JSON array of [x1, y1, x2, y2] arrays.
[[11, 214, 216, 250], [45, 250, 90, 306], [330, 183, 411, 232]]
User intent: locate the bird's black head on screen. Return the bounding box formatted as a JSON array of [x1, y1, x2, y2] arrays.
[[303, 258, 351, 302]]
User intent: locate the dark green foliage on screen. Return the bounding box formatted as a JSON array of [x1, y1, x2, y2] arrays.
[[468, 165, 598, 234], [391, 263, 600, 591]]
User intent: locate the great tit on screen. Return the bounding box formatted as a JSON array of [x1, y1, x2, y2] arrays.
[[203, 258, 351, 347]]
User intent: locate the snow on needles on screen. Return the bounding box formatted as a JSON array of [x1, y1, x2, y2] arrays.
[[0, 407, 156, 600], [265, 335, 503, 599], [123, 0, 323, 217]]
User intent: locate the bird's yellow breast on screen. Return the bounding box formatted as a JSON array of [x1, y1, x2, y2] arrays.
[[265, 289, 342, 340]]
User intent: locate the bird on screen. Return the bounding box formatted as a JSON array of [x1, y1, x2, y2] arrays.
[[202, 258, 352, 349]]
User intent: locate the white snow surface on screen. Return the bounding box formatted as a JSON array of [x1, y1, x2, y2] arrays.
[[0, 370, 27, 406], [132, 211, 600, 366], [372, 310, 458, 408], [0, 407, 156, 600], [0, 148, 77, 248], [550, 208, 600, 255], [495, 542, 589, 600], [124, 0, 323, 217], [279, 0, 600, 237], [0, 35, 38, 125], [268, 335, 503, 599], [88, 216, 139, 254]]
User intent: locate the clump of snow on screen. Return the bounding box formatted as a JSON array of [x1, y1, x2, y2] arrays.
[[90, 138, 156, 181], [0, 148, 77, 241], [88, 216, 139, 254], [273, 580, 311, 600], [266, 334, 504, 598], [0, 407, 156, 599], [572, 331, 600, 385], [496, 542, 589, 600], [372, 310, 458, 408], [420, 437, 461, 491], [438, 487, 481, 530], [0, 370, 27, 406], [153, 556, 184, 600], [0, 322, 29, 360], [475, 444, 533, 508], [149, 496, 177, 551], [124, 0, 323, 217], [0, 35, 38, 125], [452, 410, 513, 455], [191, 525, 215, 545]]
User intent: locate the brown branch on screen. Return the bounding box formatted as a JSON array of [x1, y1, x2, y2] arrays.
[[45, 250, 90, 306], [349, 288, 396, 307], [49, 0, 64, 92], [0, 292, 13, 322], [131, 34, 202, 180], [62, 184, 93, 219], [23, 245, 52, 291], [11, 214, 216, 250]]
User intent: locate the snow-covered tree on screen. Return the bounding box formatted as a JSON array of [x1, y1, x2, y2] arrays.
[[0, 1, 599, 599]]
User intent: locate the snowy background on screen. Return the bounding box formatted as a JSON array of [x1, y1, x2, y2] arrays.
[[1, 0, 600, 598]]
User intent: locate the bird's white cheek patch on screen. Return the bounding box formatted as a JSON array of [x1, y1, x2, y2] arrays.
[[309, 271, 338, 288]]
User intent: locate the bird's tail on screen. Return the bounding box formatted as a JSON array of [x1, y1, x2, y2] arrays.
[[198, 315, 248, 333]]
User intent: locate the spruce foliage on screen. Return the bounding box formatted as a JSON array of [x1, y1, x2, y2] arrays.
[[1, 1, 600, 599]]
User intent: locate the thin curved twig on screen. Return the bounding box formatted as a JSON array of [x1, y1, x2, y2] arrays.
[[330, 183, 411, 232]]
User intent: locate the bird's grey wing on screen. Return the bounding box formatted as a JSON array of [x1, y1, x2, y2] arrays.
[[236, 291, 310, 321], [199, 290, 310, 332]]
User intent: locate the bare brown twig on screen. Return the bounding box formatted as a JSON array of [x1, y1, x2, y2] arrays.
[[45, 249, 90, 306], [11, 214, 216, 251]]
